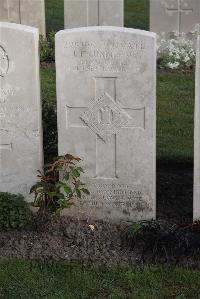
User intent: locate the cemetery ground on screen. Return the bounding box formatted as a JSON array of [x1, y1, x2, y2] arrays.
[[1, 0, 200, 297]]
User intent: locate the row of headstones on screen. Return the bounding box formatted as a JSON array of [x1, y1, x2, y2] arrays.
[[0, 0, 124, 36], [1, 0, 200, 37], [0, 0, 46, 36], [66, 0, 200, 35], [0, 22, 199, 222]]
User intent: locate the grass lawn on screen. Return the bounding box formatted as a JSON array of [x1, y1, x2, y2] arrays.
[[0, 260, 200, 298], [45, 0, 64, 33], [157, 72, 195, 163], [125, 0, 149, 30], [41, 66, 57, 161]]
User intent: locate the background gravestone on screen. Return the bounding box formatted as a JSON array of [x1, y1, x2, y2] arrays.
[[56, 27, 156, 222], [64, 0, 124, 28], [0, 0, 20, 23], [194, 36, 200, 220], [0, 0, 46, 36], [150, 0, 200, 35], [0, 22, 43, 200]]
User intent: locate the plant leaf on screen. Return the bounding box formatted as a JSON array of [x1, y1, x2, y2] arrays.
[[81, 188, 90, 195]]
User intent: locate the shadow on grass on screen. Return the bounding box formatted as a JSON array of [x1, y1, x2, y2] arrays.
[[157, 160, 193, 221]]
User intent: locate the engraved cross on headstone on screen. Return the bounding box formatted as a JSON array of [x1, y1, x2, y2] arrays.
[[165, 0, 193, 35], [66, 77, 145, 179], [0, 143, 12, 151]]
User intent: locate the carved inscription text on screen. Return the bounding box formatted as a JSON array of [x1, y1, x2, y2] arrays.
[[64, 38, 146, 73], [80, 182, 152, 212]]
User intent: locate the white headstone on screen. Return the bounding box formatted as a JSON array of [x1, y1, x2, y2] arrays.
[[150, 0, 200, 36], [0, 0, 20, 23], [64, 0, 124, 28], [0, 0, 46, 36], [194, 36, 200, 220], [56, 27, 156, 222], [0, 22, 43, 200]]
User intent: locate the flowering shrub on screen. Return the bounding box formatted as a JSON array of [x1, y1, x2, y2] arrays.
[[157, 32, 196, 71]]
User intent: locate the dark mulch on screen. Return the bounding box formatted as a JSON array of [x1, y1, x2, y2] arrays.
[[0, 164, 199, 268], [0, 214, 200, 268], [0, 217, 140, 267]]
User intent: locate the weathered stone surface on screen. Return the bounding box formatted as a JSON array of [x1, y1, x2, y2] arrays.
[[64, 0, 124, 28], [56, 27, 156, 222], [0, 0, 20, 23], [150, 0, 200, 35], [0, 0, 46, 36], [194, 36, 200, 220], [20, 0, 46, 36], [0, 22, 43, 200]]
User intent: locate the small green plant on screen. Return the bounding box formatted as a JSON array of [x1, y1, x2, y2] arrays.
[[0, 192, 29, 229], [40, 31, 55, 63], [30, 154, 90, 215]]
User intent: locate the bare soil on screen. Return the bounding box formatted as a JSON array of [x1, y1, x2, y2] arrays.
[[0, 166, 199, 268]]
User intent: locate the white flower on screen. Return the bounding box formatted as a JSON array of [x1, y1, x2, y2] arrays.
[[167, 62, 180, 69], [157, 30, 196, 70], [184, 55, 190, 63]]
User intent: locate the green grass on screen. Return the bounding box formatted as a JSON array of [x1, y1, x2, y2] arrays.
[[41, 66, 57, 161], [125, 0, 149, 30], [45, 0, 150, 32], [45, 0, 64, 33], [0, 260, 200, 298], [157, 72, 195, 163]]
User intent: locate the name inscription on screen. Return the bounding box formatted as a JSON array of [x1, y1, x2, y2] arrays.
[[64, 38, 147, 73]]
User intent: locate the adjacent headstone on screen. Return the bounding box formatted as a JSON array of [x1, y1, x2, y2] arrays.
[[0, 0, 20, 23], [0, 22, 43, 200], [56, 27, 156, 222], [150, 0, 200, 36], [0, 0, 46, 36], [194, 36, 200, 220], [64, 0, 124, 28]]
